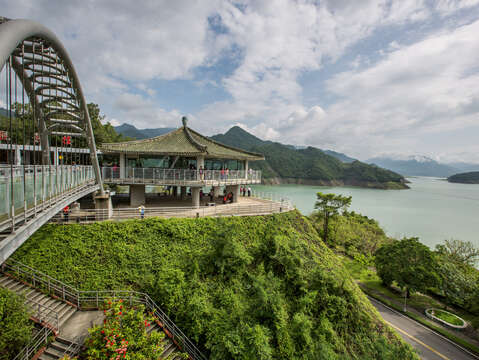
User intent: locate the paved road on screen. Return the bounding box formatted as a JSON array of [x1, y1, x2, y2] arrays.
[[369, 297, 479, 360]]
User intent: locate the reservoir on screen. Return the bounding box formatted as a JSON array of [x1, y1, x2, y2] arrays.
[[253, 177, 479, 249]]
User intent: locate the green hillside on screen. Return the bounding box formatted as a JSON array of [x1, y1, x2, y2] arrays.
[[448, 171, 479, 184], [211, 127, 407, 189], [11, 212, 416, 359]]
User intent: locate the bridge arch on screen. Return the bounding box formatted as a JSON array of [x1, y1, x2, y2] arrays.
[[0, 17, 104, 263], [0, 16, 103, 189]]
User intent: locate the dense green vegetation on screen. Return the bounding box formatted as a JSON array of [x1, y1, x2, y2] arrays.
[[211, 126, 407, 188], [447, 171, 479, 184], [310, 204, 479, 337], [0, 287, 33, 360], [375, 238, 440, 298], [84, 299, 187, 359], [12, 212, 417, 359], [314, 192, 352, 245]]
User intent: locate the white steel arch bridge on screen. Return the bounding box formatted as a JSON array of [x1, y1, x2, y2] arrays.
[[0, 17, 104, 263]]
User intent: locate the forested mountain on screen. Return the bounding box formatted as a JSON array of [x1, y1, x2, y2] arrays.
[[448, 171, 479, 184], [114, 123, 175, 140], [323, 149, 357, 163], [211, 126, 407, 189]]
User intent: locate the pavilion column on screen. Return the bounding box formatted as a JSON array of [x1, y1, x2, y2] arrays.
[[181, 186, 187, 200], [244, 160, 249, 179], [231, 185, 240, 203], [119, 153, 126, 178], [213, 186, 221, 198], [130, 184, 145, 207], [196, 155, 205, 169], [172, 186, 178, 197], [191, 187, 201, 208]]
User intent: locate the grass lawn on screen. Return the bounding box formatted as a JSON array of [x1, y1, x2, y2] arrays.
[[433, 309, 464, 326]]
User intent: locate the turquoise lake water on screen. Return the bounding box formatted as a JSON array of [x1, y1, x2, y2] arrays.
[[252, 177, 479, 249]]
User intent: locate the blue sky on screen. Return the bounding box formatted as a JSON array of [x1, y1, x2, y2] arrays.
[[1, 0, 479, 163]]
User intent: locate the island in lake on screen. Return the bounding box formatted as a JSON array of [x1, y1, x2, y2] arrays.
[[447, 171, 479, 184]]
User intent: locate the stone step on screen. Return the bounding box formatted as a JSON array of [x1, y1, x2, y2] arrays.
[[161, 339, 178, 358]]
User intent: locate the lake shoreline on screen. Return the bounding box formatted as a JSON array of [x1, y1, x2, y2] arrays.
[[262, 177, 409, 190]]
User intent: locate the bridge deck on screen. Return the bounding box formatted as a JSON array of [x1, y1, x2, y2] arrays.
[[0, 165, 99, 263]]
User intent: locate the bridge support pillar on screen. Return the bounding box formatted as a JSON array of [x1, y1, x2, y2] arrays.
[[172, 186, 178, 198], [213, 186, 221, 198], [130, 185, 145, 207], [181, 186, 187, 200], [94, 191, 112, 221], [191, 187, 200, 208]]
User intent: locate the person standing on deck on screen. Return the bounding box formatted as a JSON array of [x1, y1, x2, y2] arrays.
[[138, 205, 145, 219], [247, 187, 251, 197], [63, 205, 70, 222]]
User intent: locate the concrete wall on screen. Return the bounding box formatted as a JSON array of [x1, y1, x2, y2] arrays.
[[130, 184, 145, 207]]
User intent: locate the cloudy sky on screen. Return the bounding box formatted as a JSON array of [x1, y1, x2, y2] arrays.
[[2, 0, 479, 163]]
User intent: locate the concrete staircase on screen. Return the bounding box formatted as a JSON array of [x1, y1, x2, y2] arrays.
[[0, 274, 187, 359], [0, 274, 77, 330]]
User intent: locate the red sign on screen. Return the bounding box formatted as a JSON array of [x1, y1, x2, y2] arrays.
[[0, 130, 8, 141], [62, 135, 71, 145]]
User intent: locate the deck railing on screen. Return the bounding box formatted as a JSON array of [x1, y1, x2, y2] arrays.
[[49, 191, 294, 223], [1, 259, 208, 360], [101, 167, 261, 185], [13, 326, 53, 360], [0, 165, 95, 230]]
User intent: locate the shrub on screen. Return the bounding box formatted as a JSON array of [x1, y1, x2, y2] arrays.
[[0, 287, 33, 360]]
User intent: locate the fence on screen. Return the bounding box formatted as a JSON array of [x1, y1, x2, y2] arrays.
[[102, 167, 262, 185], [50, 191, 294, 223], [13, 326, 53, 360], [1, 259, 207, 360], [0, 165, 95, 229]]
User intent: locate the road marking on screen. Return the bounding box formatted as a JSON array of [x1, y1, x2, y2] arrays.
[[384, 320, 450, 360], [368, 296, 479, 360]]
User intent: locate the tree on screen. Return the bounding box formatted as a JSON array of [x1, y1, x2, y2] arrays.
[[87, 103, 132, 145], [314, 192, 351, 244], [435, 239, 479, 267], [375, 237, 439, 298], [0, 288, 33, 360]]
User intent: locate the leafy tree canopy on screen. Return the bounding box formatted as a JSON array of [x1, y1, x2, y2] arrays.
[[375, 237, 440, 297], [314, 192, 352, 244], [436, 239, 479, 267]]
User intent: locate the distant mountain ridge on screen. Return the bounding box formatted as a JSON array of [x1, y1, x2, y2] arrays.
[[367, 155, 479, 177], [114, 123, 175, 140], [211, 126, 407, 189]]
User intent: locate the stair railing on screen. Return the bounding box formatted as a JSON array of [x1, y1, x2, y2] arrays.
[[13, 326, 53, 360], [2, 258, 208, 360]]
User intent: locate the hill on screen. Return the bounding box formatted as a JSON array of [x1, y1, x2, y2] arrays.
[[114, 123, 175, 139], [367, 155, 459, 177], [211, 126, 407, 189], [11, 212, 417, 359], [447, 171, 479, 184], [323, 149, 357, 163]]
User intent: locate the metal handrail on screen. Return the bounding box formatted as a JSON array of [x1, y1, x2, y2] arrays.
[[13, 326, 53, 360], [2, 259, 208, 360], [101, 166, 262, 185]]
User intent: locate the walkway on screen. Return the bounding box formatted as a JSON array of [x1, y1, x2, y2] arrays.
[[0, 165, 99, 263], [370, 297, 479, 360]]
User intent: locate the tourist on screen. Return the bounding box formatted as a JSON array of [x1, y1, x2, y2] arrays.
[[225, 167, 229, 179], [199, 165, 204, 180], [209, 189, 214, 202], [63, 205, 70, 222], [223, 194, 227, 204], [221, 168, 225, 180], [138, 205, 145, 219], [247, 187, 251, 197]]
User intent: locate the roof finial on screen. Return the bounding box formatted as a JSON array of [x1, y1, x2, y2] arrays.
[[182, 116, 188, 128]]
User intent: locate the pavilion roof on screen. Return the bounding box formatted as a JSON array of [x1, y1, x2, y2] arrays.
[[101, 118, 265, 161]]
